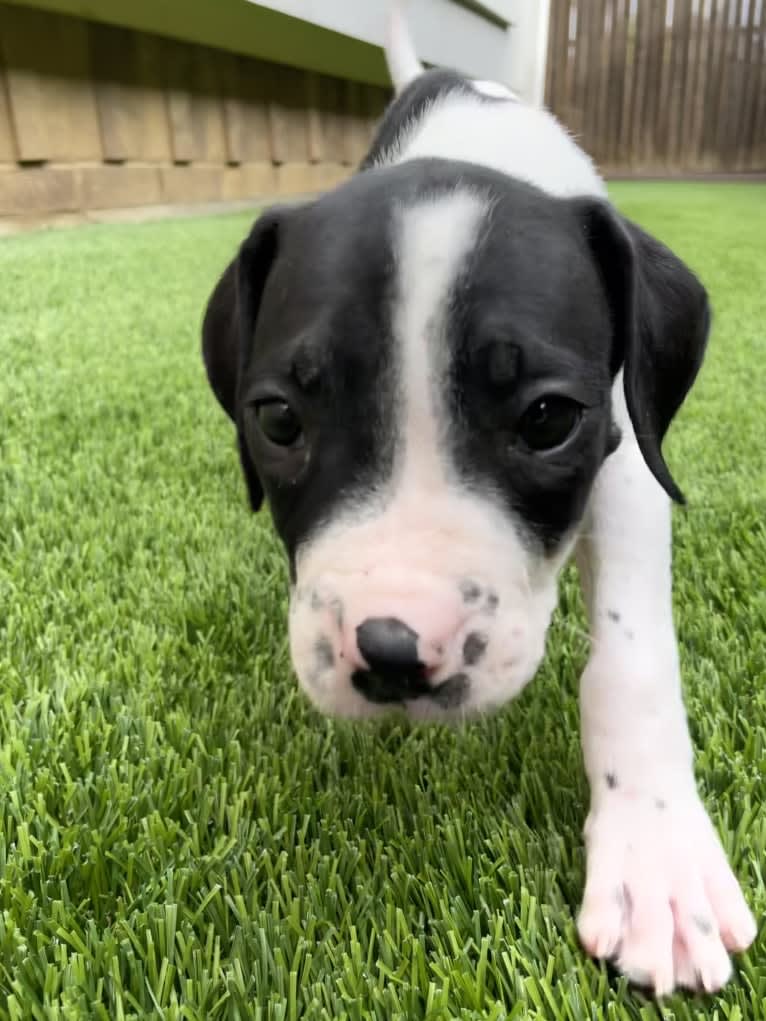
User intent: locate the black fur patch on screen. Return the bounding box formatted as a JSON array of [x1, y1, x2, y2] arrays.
[[459, 579, 482, 604], [314, 636, 335, 672], [431, 672, 469, 708], [463, 632, 488, 666]]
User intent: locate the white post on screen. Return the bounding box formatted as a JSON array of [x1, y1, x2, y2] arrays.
[[505, 0, 552, 106]]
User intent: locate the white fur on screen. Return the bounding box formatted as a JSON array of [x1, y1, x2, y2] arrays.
[[394, 194, 483, 492], [383, 92, 607, 201], [472, 79, 520, 101]]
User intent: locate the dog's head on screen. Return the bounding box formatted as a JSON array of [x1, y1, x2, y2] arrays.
[[202, 160, 708, 720]]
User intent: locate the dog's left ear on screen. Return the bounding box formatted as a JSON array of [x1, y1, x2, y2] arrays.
[[575, 200, 710, 503]]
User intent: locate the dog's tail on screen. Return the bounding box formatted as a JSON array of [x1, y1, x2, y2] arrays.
[[384, 1, 423, 93]]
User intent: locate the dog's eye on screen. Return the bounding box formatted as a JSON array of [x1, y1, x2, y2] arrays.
[[517, 395, 582, 452], [255, 399, 303, 447]]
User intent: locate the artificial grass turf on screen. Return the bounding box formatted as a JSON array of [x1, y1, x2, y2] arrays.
[[0, 181, 764, 1020]]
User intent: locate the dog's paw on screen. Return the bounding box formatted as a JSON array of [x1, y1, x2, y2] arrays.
[[578, 789, 756, 996]]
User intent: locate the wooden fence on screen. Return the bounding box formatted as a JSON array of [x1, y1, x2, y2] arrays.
[[0, 4, 391, 225], [545, 0, 766, 175]]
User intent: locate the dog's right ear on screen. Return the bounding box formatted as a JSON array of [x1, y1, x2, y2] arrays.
[[201, 208, 284, 510]]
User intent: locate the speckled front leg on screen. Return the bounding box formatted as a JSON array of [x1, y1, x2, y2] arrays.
[[574, 382, 756, 996]]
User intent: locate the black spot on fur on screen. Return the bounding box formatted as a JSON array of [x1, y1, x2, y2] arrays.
[[655, 798, 666, 811], [463, 632, 488, 666], [693, 915, 713, 936], [432, 672, 469, 708], [460, 580, 482, 604], [607, 609, 621, 623], [315, 637, 334, 671], [329, 598, 344, 631], [605, 772, 618, 789]]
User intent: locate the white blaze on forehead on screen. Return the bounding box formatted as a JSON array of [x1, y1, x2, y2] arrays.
[[393, 192, 486, 490]]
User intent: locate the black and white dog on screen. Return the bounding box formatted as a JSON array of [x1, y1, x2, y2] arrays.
[[201, 7, 756, 995]]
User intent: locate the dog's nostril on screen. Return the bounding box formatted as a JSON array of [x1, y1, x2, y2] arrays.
[[356, 617, 422, 674]]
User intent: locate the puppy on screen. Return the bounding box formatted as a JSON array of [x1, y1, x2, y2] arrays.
[[201, 7, 756, 995]]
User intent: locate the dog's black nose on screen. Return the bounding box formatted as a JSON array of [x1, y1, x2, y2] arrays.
[[353, 617, 428, 703], [356, 617, 421, 671]]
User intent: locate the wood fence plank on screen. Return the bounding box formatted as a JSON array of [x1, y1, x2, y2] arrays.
[[573, 0, 592, 141], [305, 72, 323, 163], [190, 45, 227, 164], [605, 0, 629, 167], [343, 79, 370, 165], [698, 0, 720, 166], [748, 1, 766, 168], [164, 38, 196, 162], [545, 0, 568, 113], [0, 5, 101, 162], [730, 0, 755, 169], [319, 74, 348, 165], [666, 0, 693, 166], [547, 0, 563, 106], [717, 0, 742, 170], [722, 0, 744, 167], [629, 0, 653, 169], [268, 64, 310, 165], [91, 24, 132, 163], [220, 52, 244, 164], [616, 0, 637, 166], [734, 0, 758, 169], [590, 0, 610, 164], [363, 83, 389, 145], [644, 0, 667, 169], [0, 53, 17, 161], [90, 24, 170, 163], [681, 0, 707, 169], [132, 33, 173, 162], [164, 41, 226, 164], [563, 1, 578, 127], [220, 55, 271, 165], [705, 0, 731, 168]]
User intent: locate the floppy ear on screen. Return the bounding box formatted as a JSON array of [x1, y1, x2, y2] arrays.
[[201, 208, 283, 510], [578, 201, 710, 503]]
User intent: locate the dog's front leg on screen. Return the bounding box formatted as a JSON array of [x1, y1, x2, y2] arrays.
[[574, 386, 756, 995]]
